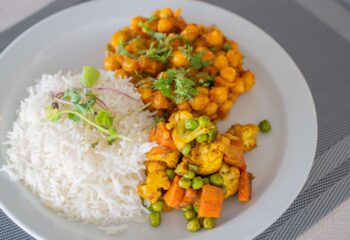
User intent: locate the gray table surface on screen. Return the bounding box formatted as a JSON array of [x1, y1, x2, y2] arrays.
[[1, 0, 350, 239]]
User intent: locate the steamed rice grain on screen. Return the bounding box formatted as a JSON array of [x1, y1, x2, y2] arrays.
[[1, 70, 155, 229]]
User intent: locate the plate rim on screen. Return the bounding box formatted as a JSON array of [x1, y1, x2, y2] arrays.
[[0, 0, 318, 239]]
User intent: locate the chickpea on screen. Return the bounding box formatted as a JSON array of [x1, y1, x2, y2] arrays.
[[172, 51, 188, 67], [138, 87, 153, 102], [215, 76, 235, 88], [214, 55, 229, 70], [232, 78, 245, 94], [104, 55, 119, 71], [207, 29, 224, 47], [204, 102, 218, 116], [181, 24, 199, 42], [158, 8, 173, 18], [152, 91, 170, 109], [197, 87, 209, 95], [209, 87, 229, 103], [168, 33, 181, 49], [158, 18, 174, 33], [138, 56, 159, 75], [125, 40, 145, 54], [122, 57, 138, 73], [220, 67, 236, 82], [190, 94, 210, 111], [227, 50, 243, 67], [202, 50, 215, 62], [195, 46, 209, 54], [219, 99, 235, 117], [177, 101, 191, 111], [115, 55, 124, 66], [130, 16, 145, 31], [242, 70, 256, 91], [110, 31, 127, 47], [202, 66, 219, 76]]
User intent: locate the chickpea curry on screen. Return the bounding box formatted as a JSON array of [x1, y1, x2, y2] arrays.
[[104, 8, 271, 232], [104, 7, 256, 121]]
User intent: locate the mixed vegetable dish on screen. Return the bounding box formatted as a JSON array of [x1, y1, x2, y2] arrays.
[[104, 8, 271, 232]]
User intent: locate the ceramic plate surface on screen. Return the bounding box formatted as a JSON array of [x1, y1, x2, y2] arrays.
[[0, 0, 317, 239]]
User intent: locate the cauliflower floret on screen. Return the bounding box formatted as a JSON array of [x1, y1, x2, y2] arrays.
[[145, 161, 167, 173], [166, 111, 213, 151], [219, 163, 240, 198], [188, 141, 223, 175], [226, 124, 259, 151], [137, 184, 161, 204], [146, 147, 180, 168], [137, 171, 171, 203]]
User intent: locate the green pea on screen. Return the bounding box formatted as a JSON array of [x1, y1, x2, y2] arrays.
[[196, 134, 208, 143], [181, 205, 193, 212], [185, 118, 199, 130], [181, 144, 192, 156], [178, 177, 192, 189], [203, 218, 215, 229], [183, 210, 196, 220], [259, 119, 271, 133], [184, 170, 195, 179], [188, 164, 198, 172], [151, 201, 163, 212], [166, 169, 175, 180], [198, 115, 211, 127], [209, 173, 224, 187], [149, 212, 161, 227], [186, 219, 201, 232], [208, 128, 218, 141], [193, 204, 199, 213], [203, 177, 209, 185], [192, 176, 204, 190]]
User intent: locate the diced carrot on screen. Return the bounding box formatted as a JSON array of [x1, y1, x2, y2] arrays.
[[163, 175, 185, 208], [223, 155, 246, 171], [238, 171, 252, 202], [222, 139, 246, 171], [149, 122, 177, 150], [198, 184, 224, 218], [178, 188, 199, 208]]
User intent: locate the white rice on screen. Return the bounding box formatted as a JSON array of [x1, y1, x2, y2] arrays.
[[1, 70, 155, 230]]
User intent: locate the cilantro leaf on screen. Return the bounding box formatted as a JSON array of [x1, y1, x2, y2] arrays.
[[117, 41, 134, 57], [68, 112, 80, 122], [139, 21, 166, 40], [173, 69, 198, 104], [190, 52, 212, 70], [223, 43, 232, 51], [197, 72, 214, 87], [81, 66, 100, 88], [153, 69, 176, 98]]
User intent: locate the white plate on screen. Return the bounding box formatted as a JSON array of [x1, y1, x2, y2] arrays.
[[0, 0, 317, 239]]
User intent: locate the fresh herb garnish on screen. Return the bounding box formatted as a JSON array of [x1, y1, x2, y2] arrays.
[[81, 66, 100, 88], [139, 42, 172, 63], [190, 52, 212, 70], [117, 41, 134, 58], [196, 72, 214, 87], [152, 68, 198, 104], [46, 66, 131, 145], [223, 43, 232, 51], [179, 45, 212, 70], [139, 17, 166, 41], [173, 69, 198, 104]]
